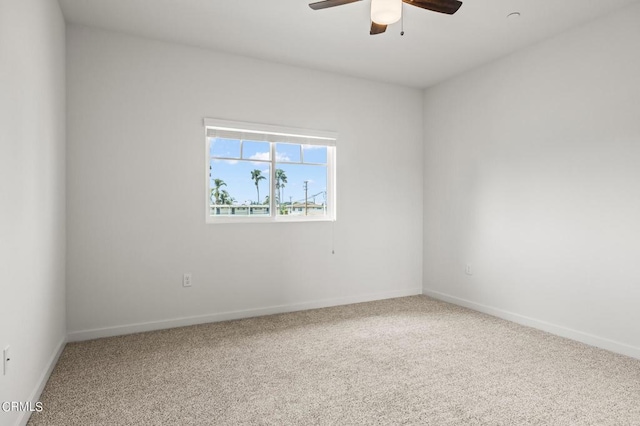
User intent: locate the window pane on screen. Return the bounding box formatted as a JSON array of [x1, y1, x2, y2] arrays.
[[210, 159, 271, 216], [302, 145, 327, 164], [242, 140, 270, 161], [210, 138, 241, 158], [275, 143, 301, 163], [274, 163, 327, 216]]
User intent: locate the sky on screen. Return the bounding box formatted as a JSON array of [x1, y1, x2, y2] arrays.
[[209, 138, 328, 205]]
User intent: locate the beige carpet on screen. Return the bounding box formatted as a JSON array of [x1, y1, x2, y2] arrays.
[[30, 296, 640, 425]]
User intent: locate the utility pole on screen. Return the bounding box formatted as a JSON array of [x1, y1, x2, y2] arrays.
[[323, 191, 327, 215], [303, 181, 309, 216]]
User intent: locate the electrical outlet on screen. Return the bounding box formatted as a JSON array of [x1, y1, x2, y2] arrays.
[[3, 346, 10, 376], [465, 264, 472, 276], [183, 273, 192, 287]]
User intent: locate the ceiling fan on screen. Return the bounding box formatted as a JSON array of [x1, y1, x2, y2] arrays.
[[309, 0, 462, 35]]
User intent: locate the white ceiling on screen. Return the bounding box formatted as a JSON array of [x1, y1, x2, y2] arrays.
[[59, 0, 639, 88]]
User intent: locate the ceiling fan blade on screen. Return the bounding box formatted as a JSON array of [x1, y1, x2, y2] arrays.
[[370, 22, 387, 35], [402, 0, 462, 15], [309, 0, 361, 10]]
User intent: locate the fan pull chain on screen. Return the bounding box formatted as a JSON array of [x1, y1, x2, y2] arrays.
[[401, 3, 405, 36]]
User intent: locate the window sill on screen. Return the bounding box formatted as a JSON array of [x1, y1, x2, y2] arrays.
[[206, 216, 335, 224]]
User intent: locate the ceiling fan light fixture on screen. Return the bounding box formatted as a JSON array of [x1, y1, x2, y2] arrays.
[[371, 0, 402, 25]]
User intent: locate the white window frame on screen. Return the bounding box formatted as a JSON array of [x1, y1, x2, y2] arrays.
[[204, 118, 337, 224]]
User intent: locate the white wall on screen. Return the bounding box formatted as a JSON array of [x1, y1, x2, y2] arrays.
[[0, 0, 67, 424], [423, 3, 640, 358], [66, 26, 423, 339]]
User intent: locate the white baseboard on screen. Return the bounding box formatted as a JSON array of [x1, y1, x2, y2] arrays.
[[68, 288, 423, 342], [423, 288, 640, 360], [16, 337, 66, 426]]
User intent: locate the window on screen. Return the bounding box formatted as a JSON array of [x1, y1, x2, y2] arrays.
[[204, 119, 336, 223]]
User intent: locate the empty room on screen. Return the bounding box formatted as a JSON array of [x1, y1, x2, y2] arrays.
[[2, 0, 640, 424]]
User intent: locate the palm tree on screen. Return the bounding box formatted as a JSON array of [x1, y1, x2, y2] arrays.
[[220, 189, 234, 205], [275, 169, 287, 206], [211, 178, 227, 205], [250, 169, 266, 204]]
